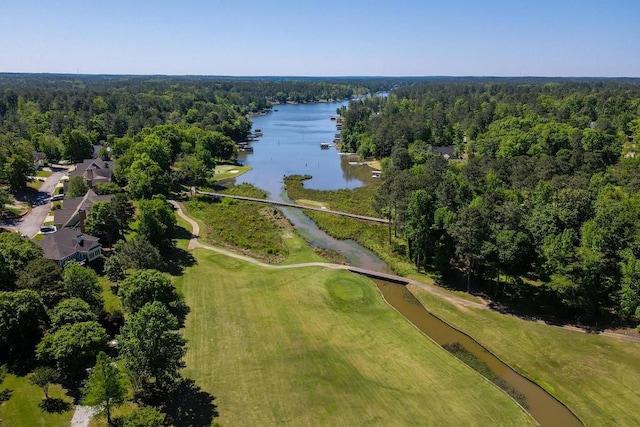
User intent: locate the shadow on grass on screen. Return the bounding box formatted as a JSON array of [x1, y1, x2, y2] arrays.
[[39, 397, 72, 413], [143, 378, 218, 427], [163, 245, 197, 276]]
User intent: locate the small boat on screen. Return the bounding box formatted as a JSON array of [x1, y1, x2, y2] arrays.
[[320, 142, 331, 149], [371, 170, 382, 178]]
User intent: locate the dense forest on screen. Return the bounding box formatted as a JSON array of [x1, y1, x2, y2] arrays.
[[340, 81, 640, 326]]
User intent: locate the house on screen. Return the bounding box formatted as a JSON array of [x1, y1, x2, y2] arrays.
[[429, 145, 458, 160], [68, 158, 115, 187], [54, 189, 113, 230], [37, 228, 102, 267]]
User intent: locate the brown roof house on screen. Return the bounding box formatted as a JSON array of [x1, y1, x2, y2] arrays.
[[54, 189, 113, 230], [69, 158, 115, 187], [37, 226, 102, 267]]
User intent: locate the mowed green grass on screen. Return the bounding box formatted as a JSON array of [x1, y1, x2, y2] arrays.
[[409, 285, 640, 426], [0, 375, 74, 427], [173, 249, 535, 426]]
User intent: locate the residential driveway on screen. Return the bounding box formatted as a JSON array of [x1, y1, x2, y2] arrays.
[[1, 170, 64, 237]]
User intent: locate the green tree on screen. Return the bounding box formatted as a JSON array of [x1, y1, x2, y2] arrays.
[[118, 301, 186, 395], [62, 262, 104, 316], [104, 236, 162, 281], [36, 321, 107, 380], [3, 151, 34, 192], [83, 351, 127, 426], [127, 153, 171, 199], [15, 257, 64, 307], [449, 199, 490, 292], [0, 232, 43, 290], [95, 182, 121, 195], [28, 366, 59, 400], [66, 175, 89, 198], [171, 153, 209, 185], [120, 407, 165, 427], [0, 188, 10, 213], [110, 193, 135, 233], [619, 249, 640, 322], [0, 290, 47, 360], [49, 298, 97, 330], [62, 129, 93, 163], [137, 196, 176, 251], [405, 189, 435, 271], [84, 201, 120, 246], [119, 270, 189, 324], [39, 133, 63, 164]]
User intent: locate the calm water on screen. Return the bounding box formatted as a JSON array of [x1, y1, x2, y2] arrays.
[[237, 100, 376, 195], [236, 100, 386, 271]]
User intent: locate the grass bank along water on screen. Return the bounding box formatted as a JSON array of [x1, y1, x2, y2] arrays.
[[373, 279, 582, 427]]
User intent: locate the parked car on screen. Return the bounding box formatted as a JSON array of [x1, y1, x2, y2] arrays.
[[40, 225, 57, 234]]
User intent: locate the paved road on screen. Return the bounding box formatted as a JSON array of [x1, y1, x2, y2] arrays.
[[1, 171, 64, 237], [196, 190, 390, 224], [171, 200, 640, 344]]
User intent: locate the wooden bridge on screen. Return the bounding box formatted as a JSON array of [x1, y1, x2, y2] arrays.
[[196, 190, 389, 224]]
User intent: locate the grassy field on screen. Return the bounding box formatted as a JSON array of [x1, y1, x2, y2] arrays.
[[409, 285, 640, 426], [213, 164, 252, 181], [183, 184, 291, 262], [173, 249, 535, 426], [0, 375, 74, 427]]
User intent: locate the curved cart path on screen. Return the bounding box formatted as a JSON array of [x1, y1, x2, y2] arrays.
[[170, 200, 640, 344]]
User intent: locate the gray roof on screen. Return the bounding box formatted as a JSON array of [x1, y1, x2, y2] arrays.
[[54, 189, 113, 228], [37, 229, 100, 262], [69, 159, 115, 183], [430, 145, 457, 158]]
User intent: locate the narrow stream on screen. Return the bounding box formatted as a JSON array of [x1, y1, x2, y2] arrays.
[[374, 279, 583, 427]]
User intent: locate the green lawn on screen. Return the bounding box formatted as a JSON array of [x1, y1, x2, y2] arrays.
[[27, 180, 44, 190], [184, 186, 289, 262], [409, 284, 640, 426], [213, 164, 252, 181], [173, 249, 534, 426], [0, 375, 74, 427]]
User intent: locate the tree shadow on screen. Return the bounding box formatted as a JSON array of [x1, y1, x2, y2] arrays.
[[144, 378, 218, 427], [173, 224, 193, 241], [162, 246, 197, 276], [39, 397, 72, 413]]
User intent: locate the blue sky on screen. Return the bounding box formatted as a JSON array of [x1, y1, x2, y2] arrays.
[[1, 0, 638, 76]]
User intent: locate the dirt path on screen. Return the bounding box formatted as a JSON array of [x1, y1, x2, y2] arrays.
[[170, 200, 640, 344]]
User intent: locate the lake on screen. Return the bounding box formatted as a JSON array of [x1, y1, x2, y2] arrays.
[[236, 100, 376, 196]]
